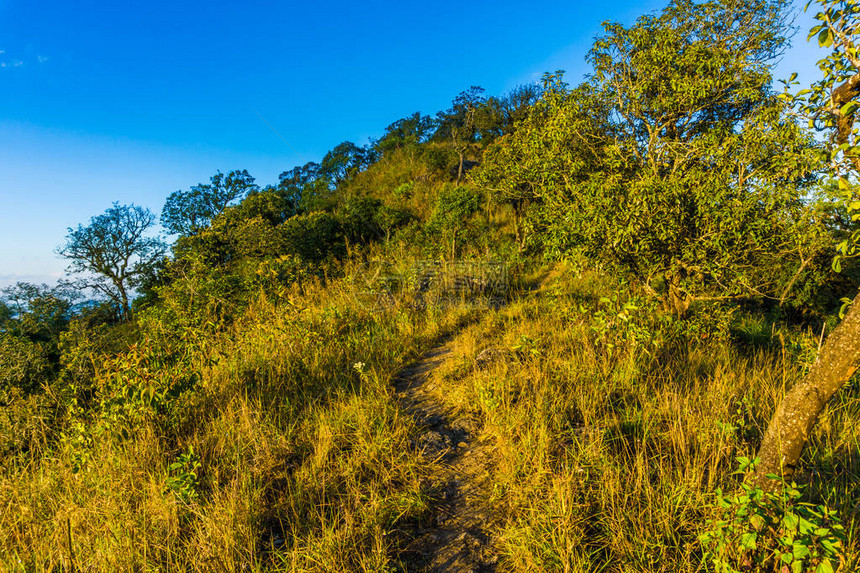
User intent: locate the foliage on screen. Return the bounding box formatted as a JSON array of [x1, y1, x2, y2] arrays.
[[374, 112, 435, 156], [164, 446, 202, 503], [161, 169, 259, 236], [700, 458, 846, 573], [320, 141, 377, 187], [57, 202, 166, 320], [427, 185, 484, 257], [338, 196, 412, 245], [788, 0, 860, 270], [276, 161, 336, 213], [0, 332, 51, 397], [478, 0, 829, 315], [280, 211, 345, 262]]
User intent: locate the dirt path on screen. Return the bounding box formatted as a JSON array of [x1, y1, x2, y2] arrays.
[[393, 340, 500, 572]]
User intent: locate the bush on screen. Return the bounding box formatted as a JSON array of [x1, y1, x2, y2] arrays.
[[281, 211, 344, 262], [0, 333, 51, 397], [700, 458, 846, 573]]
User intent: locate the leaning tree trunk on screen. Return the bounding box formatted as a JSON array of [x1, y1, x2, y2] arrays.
[[750, 299, 860, 491]]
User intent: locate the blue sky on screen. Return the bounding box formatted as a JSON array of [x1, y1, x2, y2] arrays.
[[0, 0, 821, 287]]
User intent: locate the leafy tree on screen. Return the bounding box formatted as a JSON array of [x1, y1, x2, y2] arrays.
[[0, 282, 81, 396], [495, 83, 544, 135], [57, 203, 166, 321], [427, 186, 484, 258], [0, 300, 12, 330], [752, 0, 860, 490], [435, 86, 488, 181], [280, 212, 344, 262], [0, 282, 79, 342], [338, 197, 412, 245], [0, 332, 51, 397], [475, 74, 611, 253], [233, 188, 296, 226], [161, 169, 258, 236], [374, 112, 435, 157], [277, 161, 335, 213], [319, 141, 376, 187], [479, 0, 826, 315]]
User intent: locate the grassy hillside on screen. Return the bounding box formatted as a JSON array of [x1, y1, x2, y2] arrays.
[[3, 0, 860, 570]]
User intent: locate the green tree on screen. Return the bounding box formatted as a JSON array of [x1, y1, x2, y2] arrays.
[[427, 186, 484, 258], [478, 0, 827, 315], [320, 141, 376, 187], [475, 74, 610, 253], [1, 282, 78, 342], [161, 169, 258, 236], [752, 0, 860, 490], [0, 282, 80, 396], [58, 203, 166, 321], [277, 161, 335, 213], [435, 86, 487, 181], [373, 112, 435, 157]]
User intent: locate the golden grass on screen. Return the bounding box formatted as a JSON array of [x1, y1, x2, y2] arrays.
[[2, 262, 858, 571]]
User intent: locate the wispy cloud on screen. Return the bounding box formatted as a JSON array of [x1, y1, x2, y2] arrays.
[[0, 49, 47, 69]]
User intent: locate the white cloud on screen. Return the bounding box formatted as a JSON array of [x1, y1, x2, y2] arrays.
[[0, 50, 49, 69]]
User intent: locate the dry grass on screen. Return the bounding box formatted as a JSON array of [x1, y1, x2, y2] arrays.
[[423, 265, 860, 571], [0, 273, 474, 571], [2, 262, 858, 571]]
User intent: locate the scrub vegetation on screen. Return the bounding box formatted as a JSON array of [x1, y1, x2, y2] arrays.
[[2, 0, 860, 570]]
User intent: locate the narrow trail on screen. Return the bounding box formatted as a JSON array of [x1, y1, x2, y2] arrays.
[[393, 339, 501, 572]]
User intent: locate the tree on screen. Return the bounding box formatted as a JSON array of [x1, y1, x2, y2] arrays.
[[57, 203, 166, 320], [0, 282, 78, 342], [474, 74, 610, 253], [495, 83, 544, 135], [373, 112, 435, 158], [161, 169, 258, 236], [427, 185, 484, 259], [276, 161, 335, 213], [319, 141, 376, 187], [435, 86, 487, 181], [478, 0, 828, 315], [751, 0, 860, 490]]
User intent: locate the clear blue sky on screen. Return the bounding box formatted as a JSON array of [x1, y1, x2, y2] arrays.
[[0, 0, 820, 287]]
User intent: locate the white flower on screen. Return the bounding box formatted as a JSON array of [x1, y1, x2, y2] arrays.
[[353, 361, 365, 373]]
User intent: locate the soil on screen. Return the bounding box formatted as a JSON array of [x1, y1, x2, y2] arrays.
[[393, 341, 501, 572]]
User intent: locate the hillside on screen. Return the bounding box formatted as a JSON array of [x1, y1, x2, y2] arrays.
[[2, 0, 860, 571]]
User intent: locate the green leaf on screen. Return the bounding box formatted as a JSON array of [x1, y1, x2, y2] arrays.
[[841, 101, 859, 116], [792, 542, 811, 560]]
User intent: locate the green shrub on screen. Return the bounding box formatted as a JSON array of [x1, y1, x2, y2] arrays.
[[280, 211, 344, 262], [700, 457, 846, 573]]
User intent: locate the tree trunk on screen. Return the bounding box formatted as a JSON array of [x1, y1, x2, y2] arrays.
[[114, 279, 131, 322], [457, 151, 465, 182], [512, 200, 524, 253], [663, 275, 691, 317], [750, 299, 860, 491]]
